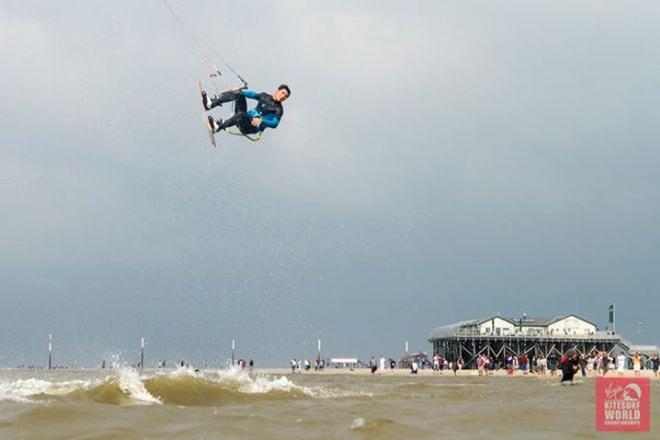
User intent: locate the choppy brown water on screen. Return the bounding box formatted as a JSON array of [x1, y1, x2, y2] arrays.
[[1, 368, 658, 439]]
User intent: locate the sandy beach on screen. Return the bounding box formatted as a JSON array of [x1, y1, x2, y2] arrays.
[[258, 367, 660, 379]]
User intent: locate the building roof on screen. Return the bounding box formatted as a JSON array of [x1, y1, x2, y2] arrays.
[[428, 313, 599, 340], [428, 320, 479, 339], [480, 314, 599, 328], [330, 358, 359, 363], [546, 314, 599, 329], [476, 316, 517, 325]]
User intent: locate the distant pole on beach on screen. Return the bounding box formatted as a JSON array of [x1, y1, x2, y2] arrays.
[[140, 337, 145, 370], [317, 339, 322, 361], [405, 341, 409, 355], [48, 334, 52, 370], [231, 339, 235, 366]]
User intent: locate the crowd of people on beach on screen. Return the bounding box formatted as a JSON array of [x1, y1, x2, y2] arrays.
[[235, 359, 255, 371], [283, 349, 660, 381], [462, 351, 660, 381], [16, 351, 660, 377], [352, 351, 660, 380], [290, 358, 326, 373], [430, 354, 464, 375], [16, 364, 69, 370]]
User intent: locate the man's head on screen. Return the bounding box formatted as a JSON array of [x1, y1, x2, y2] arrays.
[[273, 84, 291, 102]]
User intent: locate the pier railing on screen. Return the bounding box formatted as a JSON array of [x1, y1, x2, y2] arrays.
[[429, 329, 622, 341]]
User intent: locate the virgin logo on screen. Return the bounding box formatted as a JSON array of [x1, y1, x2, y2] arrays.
[[604, 382, 642, 401]]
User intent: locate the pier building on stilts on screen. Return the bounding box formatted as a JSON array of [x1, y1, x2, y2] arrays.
[[428, 314, 630, 368]]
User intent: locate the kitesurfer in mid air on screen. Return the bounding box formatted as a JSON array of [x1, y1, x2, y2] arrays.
[[201, 84, 290, 135]]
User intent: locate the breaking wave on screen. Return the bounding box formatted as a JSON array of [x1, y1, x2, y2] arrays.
[[0, 367, 357, 406]]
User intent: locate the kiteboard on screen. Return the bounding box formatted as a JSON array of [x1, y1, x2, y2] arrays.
[[196, 80, 217, 149]]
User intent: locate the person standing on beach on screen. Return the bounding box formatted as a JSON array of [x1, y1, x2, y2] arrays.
[[506, 355, 514, 375], [488, 357, 497, 375], [370, 356, 377, 374], [580, 356, 587, 377], [651, 354, 659, 377], [632, 353, 642, 376], [586, 355, 595, 376], [616, 353, 626, 376], [548, 354, 558, 376], [484, 356, 491, 375], [519, 354, 528, 374], [602, 352, 611, 376], [537, 356, 547, 376], [595, 353, 603, 375]]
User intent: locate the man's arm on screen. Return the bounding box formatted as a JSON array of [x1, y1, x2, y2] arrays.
[[260, 113, 280, 129]]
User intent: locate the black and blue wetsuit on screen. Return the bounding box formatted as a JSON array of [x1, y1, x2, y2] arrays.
[[218, 89, 284, 135]]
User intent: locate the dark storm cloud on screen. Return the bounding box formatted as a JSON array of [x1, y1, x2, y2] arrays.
[[1, 0, 658, 366]]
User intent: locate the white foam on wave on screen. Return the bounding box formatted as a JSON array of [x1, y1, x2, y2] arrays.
[[203, 367, 374, 399], [166, 365, 201, 379], [0, 378, 94, 403], [114, 368, 162, 405], [0, 369, 161, 405], [1, 367, 371, 404], [350, 417, 366, 430], [207, 367, 323, 396]]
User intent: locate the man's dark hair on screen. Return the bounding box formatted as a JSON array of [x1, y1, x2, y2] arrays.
[[278, 84, 291, 96]]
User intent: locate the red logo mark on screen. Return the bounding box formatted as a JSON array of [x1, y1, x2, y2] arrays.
[[596, 377, 650, 431]]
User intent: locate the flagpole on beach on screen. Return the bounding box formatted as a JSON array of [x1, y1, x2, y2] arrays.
[[405, 341, 409, 356], [48, 334, 52, 370], [231, 339, 235, 366], [140, 337, 145, 370], [317, 339, 322, 364]]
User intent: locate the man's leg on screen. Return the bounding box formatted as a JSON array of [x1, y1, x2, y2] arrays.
[[214, 111, 253, 132], [233, 94, 247, 113], [209, 90, 240, 109], [202, 89, 245, 110]]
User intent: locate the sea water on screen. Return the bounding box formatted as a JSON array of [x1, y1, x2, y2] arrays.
[[0, 368, 658, 439]]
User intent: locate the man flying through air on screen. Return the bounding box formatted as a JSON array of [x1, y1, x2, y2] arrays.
[[200, 84, 290, 135]]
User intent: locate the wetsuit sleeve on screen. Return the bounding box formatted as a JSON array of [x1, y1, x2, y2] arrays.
[[260, 113, 280, 129], [241, 90, 259, 100]]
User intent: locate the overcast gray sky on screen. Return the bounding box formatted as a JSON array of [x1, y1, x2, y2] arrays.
[[1, 0, 659, 367]]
